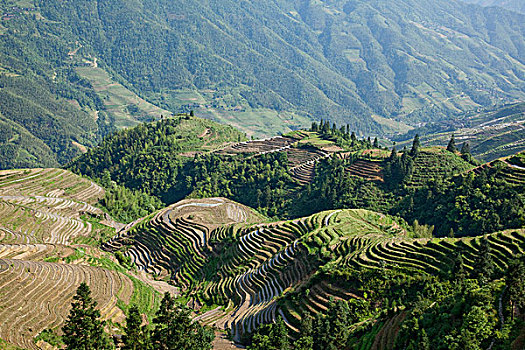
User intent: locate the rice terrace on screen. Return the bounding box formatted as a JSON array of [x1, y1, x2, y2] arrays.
[[1, 0, 525, 348], [0, 114, 524, 349]]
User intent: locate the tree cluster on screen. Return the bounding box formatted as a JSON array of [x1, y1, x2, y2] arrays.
[[62, 285, 215, 350]]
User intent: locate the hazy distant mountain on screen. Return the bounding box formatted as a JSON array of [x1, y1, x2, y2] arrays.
[[461, 0, 525, 14]]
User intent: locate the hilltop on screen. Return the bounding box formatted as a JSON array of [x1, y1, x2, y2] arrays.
[[69, 117, 525, 237]]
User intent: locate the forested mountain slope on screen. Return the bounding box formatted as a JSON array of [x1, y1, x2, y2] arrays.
[[0, 1, 113, 169], [41, 0, 525, 132], [1, 0, 525, 165], [461, 0, 525, 14], [21, 0, 525, 134]]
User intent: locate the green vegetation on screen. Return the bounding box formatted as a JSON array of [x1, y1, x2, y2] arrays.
[[250, 256, 525, 349], [75, 65, 172, 129], [62, 283, 113, 349], [1, 0, 523, 149], [100, 180, 163, 223], [150, 293, 215, 350], [0, 0, 524, 165], [0, 1, 114, 169], [69, 115, 246, 204], [396, 103, 525, 161], [34, 329, 62, 348], [70, 118, 525, 237]]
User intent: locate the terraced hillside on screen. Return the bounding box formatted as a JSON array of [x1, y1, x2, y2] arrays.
[[0, 169, 175, 349], [404, 148, 474, 188], [104, 198, 266, 284], [215, 135, 332, 185], [471, 151, 525, 186], [398, 102, 525, 162], [107, 198, 525, 343], [0, 259, 133, 349], [0, 168, 119, 245]]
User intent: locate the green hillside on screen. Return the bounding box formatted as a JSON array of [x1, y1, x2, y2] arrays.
[[0, 152, 524, 349], [0, 1, 112, 169], [69, 119, 525, 237], [395, 102, 525, 161], [1, 0, 525, 166], [3, 0, 525, 141], [38, 0, 525, 129], [104, 198, 525, 349]]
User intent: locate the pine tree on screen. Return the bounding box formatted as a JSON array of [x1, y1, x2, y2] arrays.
[[62, 283, 113, 350], [122, 305, 149, 350], [272, 316, 289, 350], [460, 142, 472, 162], [475, 240, 494, 284], [373, 137, 379, 148], [460, 142, 470, 155], [152, 292, 214, 350], [410, 134, 421, 156], [389, 146, 398, 161], [453, 253, 467, 286], [446, 134, 457, 153]]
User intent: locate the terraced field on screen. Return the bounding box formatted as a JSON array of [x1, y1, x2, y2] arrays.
[[216, 136, 296, 156], [109, 198, 525, 341], [470, 152, 525, 186], [404, 148, 474, 188], [287, 147, 329, 185], [0, 168, 174, 349], [109, 203, 410, 340], [0, 259, 133, 349], [215, 136, 334, 185], [281, 228, 525, 333], [0, 168, 104, 204], [0, 168, 121, 246], [0, 162, 523, 348], [346, 159, 384, 182]]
